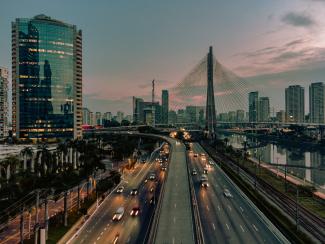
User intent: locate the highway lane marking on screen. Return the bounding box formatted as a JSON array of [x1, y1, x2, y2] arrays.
[[218, 205, 221, 211], [240, 225, 245, 232], [252, 224, 258, 232], [228, 205, 232, 211], [212, 223, 216, 230], [226, 224, 230, 230], [172, 237, 175, 244], [174, 203, 177, 208], [173, 217, 176, 223], [240, 206, 244, 212], [206, 205, 210, 211]]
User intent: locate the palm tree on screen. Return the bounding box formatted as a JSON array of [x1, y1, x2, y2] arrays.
[[57, 142, 68, 171], [2, 155, 20, 181], [21, 147, 34, 172], [242, 140, 248, 152], [40, 145, 51, 177], [223, 138, 229, 147]]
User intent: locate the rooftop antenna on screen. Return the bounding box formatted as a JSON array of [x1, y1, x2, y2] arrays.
[[152, 80, 155, 127]]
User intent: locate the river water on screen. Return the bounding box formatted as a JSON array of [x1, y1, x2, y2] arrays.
[[218, 133, 325, 190]]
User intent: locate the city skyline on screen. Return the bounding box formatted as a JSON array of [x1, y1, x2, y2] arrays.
[[1, 0, 325, 114]]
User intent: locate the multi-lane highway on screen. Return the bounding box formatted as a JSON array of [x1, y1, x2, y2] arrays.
[[69, 149, 166, 244], [188, 142, 289, 244]]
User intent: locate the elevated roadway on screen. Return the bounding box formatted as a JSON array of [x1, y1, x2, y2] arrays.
[[153, 138, 195, 244]]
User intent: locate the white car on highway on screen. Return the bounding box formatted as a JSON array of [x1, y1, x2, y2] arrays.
[[112, 207, 125, 221], [223, 189, 233, 198], [116, 186, 124, 193]]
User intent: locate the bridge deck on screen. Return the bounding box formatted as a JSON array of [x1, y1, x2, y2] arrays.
[[154, 139, 195, 244]]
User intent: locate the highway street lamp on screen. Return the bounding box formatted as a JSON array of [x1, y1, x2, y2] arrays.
[[296, 186, 300, 231], [284, 164, 288, 192]]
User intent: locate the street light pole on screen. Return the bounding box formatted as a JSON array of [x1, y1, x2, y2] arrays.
[[285, 165, 287, 192], [64, 191, 68, 227], [20, 205, 24, 244], [28, 210, 31, 239], [44, 195, 48, 239], [296, 187, 299, 230], [34, 190, 40, 244], [276, 157, 279, 177]]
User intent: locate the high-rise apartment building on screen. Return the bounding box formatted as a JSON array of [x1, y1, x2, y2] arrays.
[[285, 85, 305, 122], [12, 15, 82, 140], [161, 90, 169, 124], [309, 82, 325, 123], [185, 106, 204, 124], [95, 112, 102, 125], [116, 111, 124, 123], [258, 97, 270, 122], [228, 111, 236, 122], [133, 96, 144, 124], [124, 115, 132, 122], [218, 113, 228, 122], [176, 109, 186, 123], [102, 112, 112, 122], [0, 67, 9, 138], [276, 110, 286, 123], [236, 110, 245, 122], [249, 91, 258, 122], [168, 110, 177, 125], [82, 107, 91, 125]]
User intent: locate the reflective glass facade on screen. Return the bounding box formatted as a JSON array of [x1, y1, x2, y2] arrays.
[[12, 15, 82, 140]]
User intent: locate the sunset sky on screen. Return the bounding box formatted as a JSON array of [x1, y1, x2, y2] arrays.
[[1, 0, 325, 114]]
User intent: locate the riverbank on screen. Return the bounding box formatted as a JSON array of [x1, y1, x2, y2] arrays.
[[218, 129, 325, 151]]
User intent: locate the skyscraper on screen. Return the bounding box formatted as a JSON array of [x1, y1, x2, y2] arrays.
[[82, 107, 91, 125], [236, 110, 245, 122], [258, 97, 270, 122], [205, 46, 217, 135], [12, 15, 82, 140], [168, 110, 177, 125], [102, 112, 112, 122], [285, 85, 305, 122], [0, 67, 9, 138], [185, 106, 205, 124], [249, 91, 258, 122], [276, 110, 286, 123], [228, 111, 236, 122], [133, 96, 144, 124], [95, 112, 102, 125], [116, 111, 124, 123], [309, 82, 325, 123], [161, 90, 169, 124]]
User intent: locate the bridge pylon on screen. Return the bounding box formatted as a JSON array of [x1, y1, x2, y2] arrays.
[[205, 46, 217, 138]]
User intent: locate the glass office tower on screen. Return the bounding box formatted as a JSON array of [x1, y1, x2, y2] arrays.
[[12, 15, 82, 140]]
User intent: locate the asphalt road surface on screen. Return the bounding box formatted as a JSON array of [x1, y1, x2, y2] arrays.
[[154, 139, 195, 244], [70, 154, 166, 244], [188, 142, 289, 244]]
